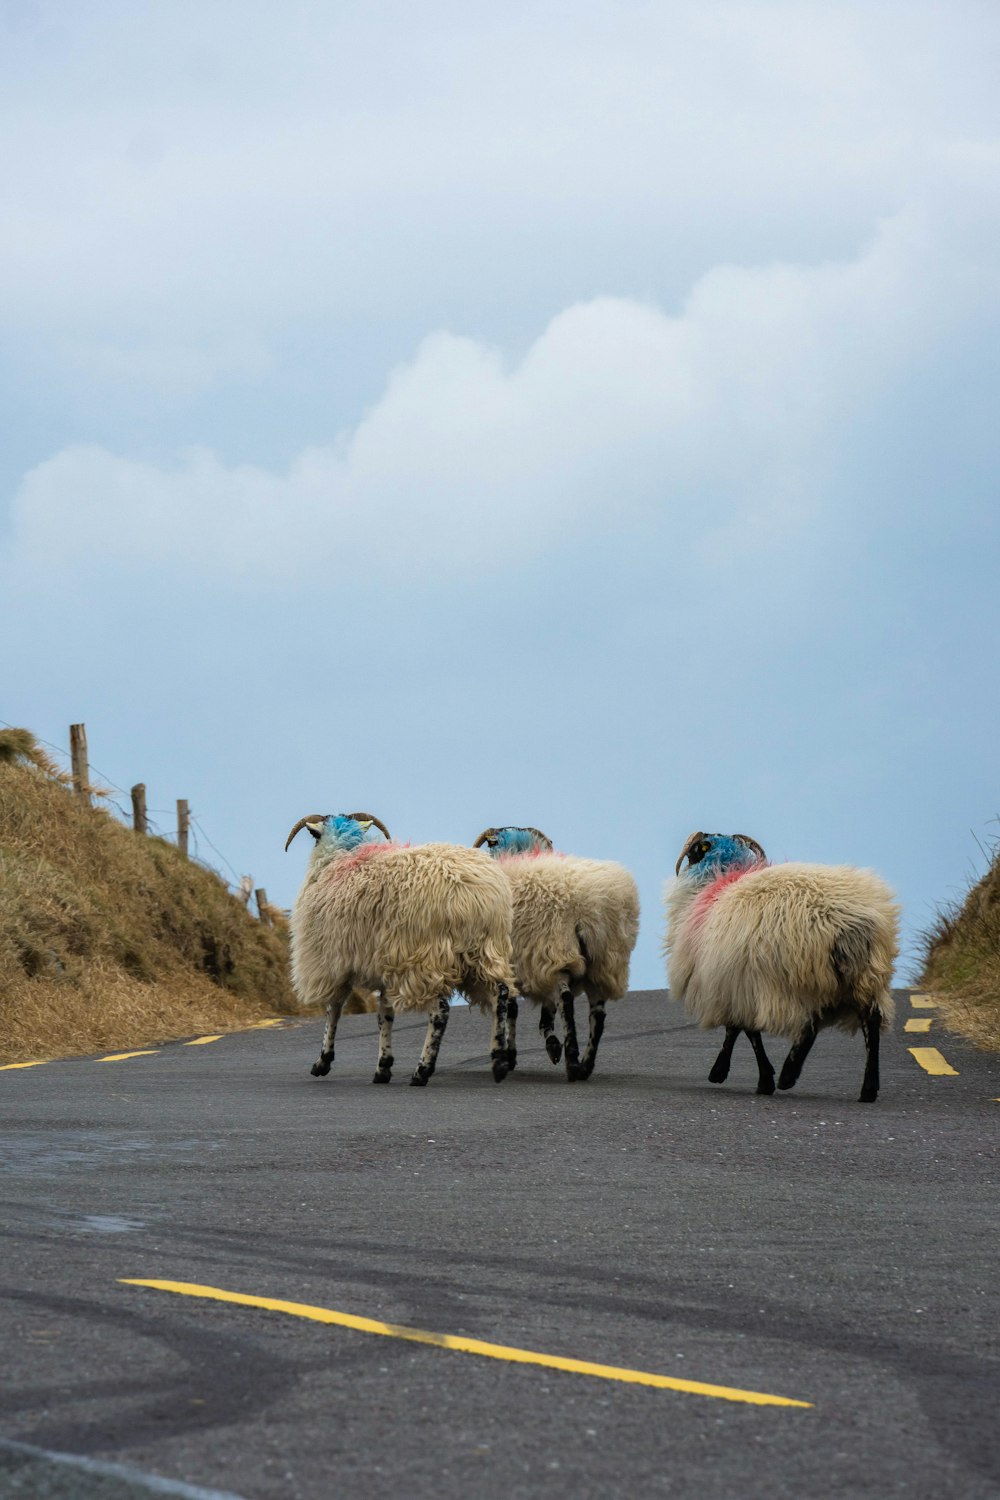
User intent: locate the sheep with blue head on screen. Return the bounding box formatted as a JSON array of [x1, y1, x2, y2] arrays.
[[473, 825, 640, 1080], [665, 831, 899, 1102], [286, 811, 516, 1087]]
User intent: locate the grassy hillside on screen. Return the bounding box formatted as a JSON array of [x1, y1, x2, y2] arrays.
[[0, 729, 298, 1063], [921, 836, 1000, 1051]]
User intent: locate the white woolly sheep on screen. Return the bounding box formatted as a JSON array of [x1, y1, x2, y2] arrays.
[[473, 826, 640, 1081], [286, 812, 516, 1086], [664, 832, 900, 1103]]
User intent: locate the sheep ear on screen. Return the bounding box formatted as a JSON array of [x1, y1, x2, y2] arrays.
[[675, 831, 707, 876], [733, 834, 767, 863], [346, 812, 392, 841]]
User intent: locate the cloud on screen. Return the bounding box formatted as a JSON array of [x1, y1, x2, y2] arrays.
[[8, 190, 995, 594]]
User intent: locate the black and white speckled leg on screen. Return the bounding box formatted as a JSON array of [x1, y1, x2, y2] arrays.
[[777, 1019, 818, 1091], [410, 996, 450, 1087], [859, 1005, 881, 1103], [373, 993, 395, 1084], [503, 992, 518, 1072], [708, 1025, 741, 1084], [579, 998, 606, 1079], [746, 1028, 776, 1095], [560, 990, 585, 1081], [311, 989, 348, 1077], [490, 984, 510, 1083], [539, 1005, 562, 1064]]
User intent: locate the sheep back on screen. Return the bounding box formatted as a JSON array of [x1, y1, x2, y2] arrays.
[[502, 853, 640, 1003], [665, 862, 899, 1038], [291, 842, 514, 1012]]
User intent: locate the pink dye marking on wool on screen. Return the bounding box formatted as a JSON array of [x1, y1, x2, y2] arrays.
[[497, 849, 565, 863], [327, 841, 405, 882], [689, 862, 766, 931]]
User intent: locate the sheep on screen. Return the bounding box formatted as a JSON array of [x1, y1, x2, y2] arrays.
[[473, 826, 640, 1081], [286, 812, 516, 1086], [664, 832, 900, 1103]]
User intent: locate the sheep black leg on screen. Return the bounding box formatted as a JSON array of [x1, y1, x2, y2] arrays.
[[708, 1025, 741, 1084], [579, 999, 606, 1080], [859, 1005, 881, 1103], [490, 984, 511, 1083], [373, 997, 395, 1084], [777, 1020, 818, 1091], [539, 1006, 562, 1064], [311, 995, 346, 1077], [410, 997, 450, 1087], [746, 1029, 776, 1095], [561, 991, 585, 1081], [504, 993, 518, 1073]]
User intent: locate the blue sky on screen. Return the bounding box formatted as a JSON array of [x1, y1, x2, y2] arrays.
[[3, 1, 999, 987]]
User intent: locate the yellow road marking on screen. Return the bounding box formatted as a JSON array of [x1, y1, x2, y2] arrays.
[[0, 1060, 48, 1071], [908, 1047, 959, 1077], [904, 1018, 932, 1033], [910, 995, 937, 1009], [183, 1036, 223, 1046], [98, 1051, 159, 1063], [248, 1019, 283, 1029], [120, 1279, 812, 1409]]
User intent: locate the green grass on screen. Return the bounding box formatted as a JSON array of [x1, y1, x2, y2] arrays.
[[920, 831, 1000, 1052]]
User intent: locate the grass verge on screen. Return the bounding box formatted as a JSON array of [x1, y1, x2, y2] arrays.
[[1, 730, 298, 1063], [920, 830, 1000, 1052]]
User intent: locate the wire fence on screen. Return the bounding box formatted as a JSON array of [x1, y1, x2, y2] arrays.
[[0, 717, 269, 914]]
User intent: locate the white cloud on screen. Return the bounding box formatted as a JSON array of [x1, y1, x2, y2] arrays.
[[8, 191, 993, 593]]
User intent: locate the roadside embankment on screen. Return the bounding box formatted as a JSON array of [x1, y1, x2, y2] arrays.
[[0, 729, 297, 1063], [921, 836, 1000, 1052]]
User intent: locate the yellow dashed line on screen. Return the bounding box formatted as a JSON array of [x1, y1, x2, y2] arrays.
[[908, 1047, 959, 1077], [910, 995, 938, 1009], [248, 1019, 284, 1029], [121, 1279, 812, 1409], [183, 1036, 224, 1046], [0, 1060, 48, 1071], [98, 1051, 160, 1063], [904, 1018, 933, 1033]]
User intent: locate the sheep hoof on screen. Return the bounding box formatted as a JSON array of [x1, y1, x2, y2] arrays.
[[492, 1057, 510, 1083], [505, 1049, 518, 1072], [545, 1036, 563, 1064], [310, 1058, 332, 1077], [858, 1087, 878, 1103], [372, 1070, 392, 1084], [566, 1063, 588, 1082], [756, 1077, 776, 1096], [708, 1063, 730, 1084], [777, 1066, 797, 1090], [409, 1068, 430, 1087]]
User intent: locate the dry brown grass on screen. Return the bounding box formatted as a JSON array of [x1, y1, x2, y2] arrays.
[[0, 736, 302, 1063], [920, 833, 1000, 1052]]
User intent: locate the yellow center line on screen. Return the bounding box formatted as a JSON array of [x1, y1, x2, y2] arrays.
[[908, 1047, 959, 1077], [120, 1279, 812, 1409], [183, 1036, 224, 1046], [909, 995, 937, 1009], [98, 1051, 160, 1063], [247, 1019, 284, 1029], [904, 1018, 932, 1033], [0, 1060, 48, 1071]]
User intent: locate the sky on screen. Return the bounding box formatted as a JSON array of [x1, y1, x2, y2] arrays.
[[3, 0, 999, 988]]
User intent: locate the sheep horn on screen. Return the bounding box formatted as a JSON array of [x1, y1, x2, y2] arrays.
[[285, 814, 328, 852], [523, 827, 553, 850], [473, 828, 500, 849], [346, 812, 392, 841], [675, 831, 707, 877], [733, 833, 767, 864]]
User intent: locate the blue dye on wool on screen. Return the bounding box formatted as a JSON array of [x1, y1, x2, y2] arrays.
[[490, 827, 547, 856], [684, 834, 761, 885]]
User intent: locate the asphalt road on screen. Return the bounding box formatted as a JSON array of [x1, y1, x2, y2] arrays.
[[1, 990, 998, 1500]]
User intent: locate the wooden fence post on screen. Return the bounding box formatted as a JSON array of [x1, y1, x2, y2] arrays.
[[256, 888, 272, 926], [69, 723, 90, 802], [177, 799, 189, 857], [131, 783, 147, 834]]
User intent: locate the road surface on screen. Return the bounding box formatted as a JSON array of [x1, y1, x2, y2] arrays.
[[1, 990, 997, 1498]]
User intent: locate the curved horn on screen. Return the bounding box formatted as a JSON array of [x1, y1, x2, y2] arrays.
[[285, 814, 327, 852], [675, 831, 707, 877], [523, 826, 553, 850], [473, 827, 500, 849], [345, 811, 392, 842], [733, 833, 767, 864]]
